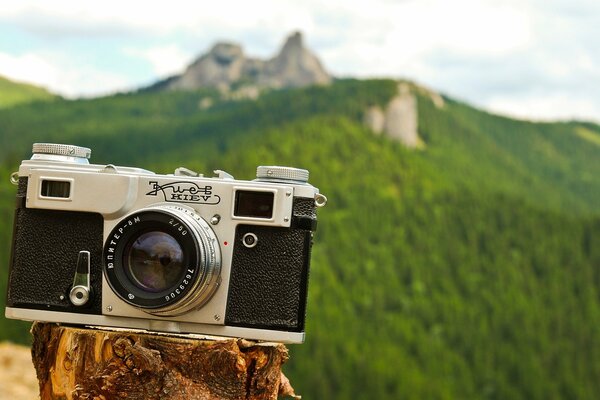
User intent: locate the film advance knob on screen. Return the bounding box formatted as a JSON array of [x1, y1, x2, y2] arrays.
[[256, 166, 309, 183], [32, 143, 91, 159]]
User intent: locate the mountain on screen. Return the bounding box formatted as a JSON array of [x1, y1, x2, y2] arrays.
[[151, 31, 331, 93], [0, 79, 599, 399], [0, 75, 55, 109]]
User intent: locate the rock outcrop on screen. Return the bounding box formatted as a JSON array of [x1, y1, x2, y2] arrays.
[[168, 42, 247, 92], [165, 31, 331, 93], [258, 32, 331, 88], [364, 83, 424, 149]]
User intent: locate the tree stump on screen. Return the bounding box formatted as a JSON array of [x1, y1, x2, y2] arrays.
[[30, 322, 298, 400]]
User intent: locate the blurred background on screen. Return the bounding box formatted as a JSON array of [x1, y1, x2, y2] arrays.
[[0, 1, 599, 399]]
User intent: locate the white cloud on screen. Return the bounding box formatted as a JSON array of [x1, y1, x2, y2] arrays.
[[124, 45, 191, 77], [0, 52, 57, 90], [0, 1, 319, 38], [0, 51, 131, 98], [310, 0, 533, 78], [0, 0, 598, 121], [0, 0, 532, 54], [486, 93, 600, 122]]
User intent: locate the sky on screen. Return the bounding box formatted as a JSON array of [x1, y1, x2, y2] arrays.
[[0, 0, 599, 122]]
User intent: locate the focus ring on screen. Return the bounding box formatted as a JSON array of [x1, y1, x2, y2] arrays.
[[149, 206, 222, 317]]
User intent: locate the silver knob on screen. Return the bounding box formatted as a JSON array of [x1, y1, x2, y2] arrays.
[[256, 166, 309, 183], [70, 285, 90, 306], [32, 143, 91, 161]]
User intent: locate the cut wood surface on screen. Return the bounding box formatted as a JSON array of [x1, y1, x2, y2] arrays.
[[31, 322, 297, 400]]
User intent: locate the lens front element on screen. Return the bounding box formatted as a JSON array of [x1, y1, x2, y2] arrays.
[[126, 231, 185, 293], [103, 205, 221, 316]]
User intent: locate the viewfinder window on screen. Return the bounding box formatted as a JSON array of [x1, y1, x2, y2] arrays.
[[235, 191, 274, 218], [41, 180, 71, 198]]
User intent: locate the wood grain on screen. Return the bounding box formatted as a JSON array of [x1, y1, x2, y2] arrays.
[[31, 323, 298, 400]]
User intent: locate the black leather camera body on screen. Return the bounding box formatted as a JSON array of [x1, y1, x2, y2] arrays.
[[5, 143, 327, 343]]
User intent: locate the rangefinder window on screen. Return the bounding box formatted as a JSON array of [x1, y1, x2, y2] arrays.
[[234, 190, 274, 218], [41, 179, 71, 198]]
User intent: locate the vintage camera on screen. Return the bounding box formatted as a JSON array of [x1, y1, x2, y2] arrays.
[[5, 143, 326, 343]]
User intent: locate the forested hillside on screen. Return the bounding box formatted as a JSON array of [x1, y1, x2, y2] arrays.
[[0, 76, 55, 109], [0, 79, 599, 399]]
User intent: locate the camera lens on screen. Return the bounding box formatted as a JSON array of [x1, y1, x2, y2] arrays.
[[104, 206, 221, 316], [125, 231, 185, 293]]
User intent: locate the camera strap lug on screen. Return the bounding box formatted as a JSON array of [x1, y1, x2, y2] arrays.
[[314, 193, 327, 207], [69, 251, 92, 306], [10, 172, 19, 185]]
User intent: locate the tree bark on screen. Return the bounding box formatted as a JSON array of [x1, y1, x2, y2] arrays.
[[30, 322, 298, 400]]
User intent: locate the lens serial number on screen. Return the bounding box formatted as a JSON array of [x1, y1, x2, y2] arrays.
[[164, 270, 194, 301]]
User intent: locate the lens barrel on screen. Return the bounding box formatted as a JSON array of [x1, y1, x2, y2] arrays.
[[103, 205, 221, 316]]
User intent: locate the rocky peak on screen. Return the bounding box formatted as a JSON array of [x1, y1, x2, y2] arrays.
[[283, 31, 303, 49], [261, 31, 331, 88], [164, 31, 331, 93], [168, 41, 247, 92], [210, 42, 244, 66]]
